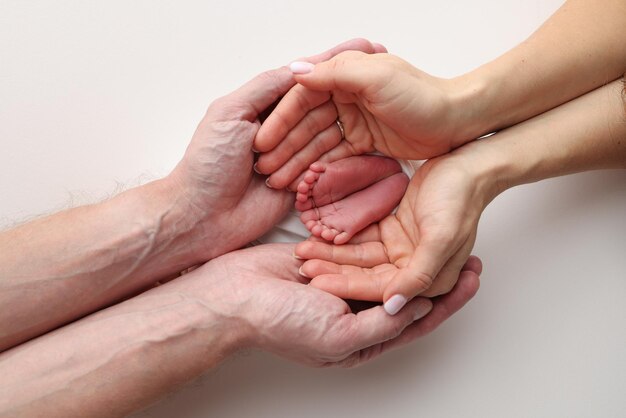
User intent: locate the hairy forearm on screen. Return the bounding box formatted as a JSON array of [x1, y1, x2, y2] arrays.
[[452, 0, 626, 141], [466, 79, 626, 199], [0, 269, 238, 418], [0, 177, 208, 351]]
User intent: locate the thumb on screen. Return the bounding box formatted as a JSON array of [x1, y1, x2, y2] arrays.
[[289, 51, 385, 94], [382, 239, 452, 315]]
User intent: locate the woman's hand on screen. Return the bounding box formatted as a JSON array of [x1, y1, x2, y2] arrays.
[[253, 52, 474, 189], [295, 145, 495, 313]]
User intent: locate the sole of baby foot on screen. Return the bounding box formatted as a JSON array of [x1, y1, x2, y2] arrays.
[[294, 155, 403, 212], [300, 172, 409, 244]]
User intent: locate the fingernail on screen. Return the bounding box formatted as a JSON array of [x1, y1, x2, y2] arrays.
[[298, 266, 310, 278], [253, 163, 263, 174], [289, 61, 314, 74], [384, 294, 407, 315], [413, 299, 433, 321], [252, 146, 260, 153], [265, 178, 273, 189], [292, 251, 303, 260]]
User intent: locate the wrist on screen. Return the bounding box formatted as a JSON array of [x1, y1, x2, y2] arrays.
[[115, 176, 208, 278], [444, 71, 494, 146], [172, 259, 256, 354], [446, 138, 516, 206]]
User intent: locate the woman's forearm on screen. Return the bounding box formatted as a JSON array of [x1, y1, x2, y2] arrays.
[[464, 79, 626, 200], [0, 178, 206, 351], [451, 0, 626, 142]]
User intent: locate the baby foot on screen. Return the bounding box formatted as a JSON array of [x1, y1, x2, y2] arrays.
[[296, 156, 409, 244], [295, 155, 404, 212]]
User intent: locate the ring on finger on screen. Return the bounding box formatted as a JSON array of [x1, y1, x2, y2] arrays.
[[335, 119, 345, 140]]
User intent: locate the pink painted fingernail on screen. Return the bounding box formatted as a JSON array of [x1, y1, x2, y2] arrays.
[[413, 299, 433, 320], [384, 294, 407, 315], [289, 61, 314, 74]]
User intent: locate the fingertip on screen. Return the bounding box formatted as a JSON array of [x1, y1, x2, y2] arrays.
[[383, 294, 407, 315], [298, 265, 310, 278], [252, 130, 274, 153], [464, 255, 483, 275], [372, 42, 388, 53], [289, 61, 315, 75], [458, 270, 481, 297], [294, 240, 313, 258]]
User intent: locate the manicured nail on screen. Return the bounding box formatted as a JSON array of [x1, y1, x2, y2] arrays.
[[265, 178, 273, 189], [384, 294, 407, 315], [298, 266, 310, 278], [252, 146, 260, 153], [289, 61, 314, 74], [253, 163, 261, 174], [413, 299, 433, 321], [292, 251, 303, 260]]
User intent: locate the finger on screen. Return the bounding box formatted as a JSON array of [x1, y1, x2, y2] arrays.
[[382, 236, 455, 314], [345, 223, 382, 244], [302, 261, 369, 277], [371, 42, 388, 53], [309, 266, 396, 301], [254, 38, 380, 152], [302, 224, 380, 244], [255, 86, 331, 152], [291, 51, 387, 95], [213, 67, 296, 123], [377, 270, 480, 355], [302, 38, 382, 64], [256, 100, 337, 174], [295, 240, 389, 267], [266, 122, 342, 189], [329, 297, 433, 364], [462, 255, 482, 275], [419, 231, 477, 297], [418, 247, 471, 298]]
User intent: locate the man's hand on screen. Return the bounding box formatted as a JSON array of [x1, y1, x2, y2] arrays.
[[0, 39, 387, 351], [0, 243, 480, 417], [187, 244, 481, 366], [166, 39, 389, 262]]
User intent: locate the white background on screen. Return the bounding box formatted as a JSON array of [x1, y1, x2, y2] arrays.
[[1, 1, 625, 417]]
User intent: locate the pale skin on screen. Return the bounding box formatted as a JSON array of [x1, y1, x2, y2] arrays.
[[252, 0, 626, 312], [296, 79, 626, 306], [0, 243, 481, 417], [0, 39, 482, 417], [0, 39, 378, 352], [295, 155, 409, 244]]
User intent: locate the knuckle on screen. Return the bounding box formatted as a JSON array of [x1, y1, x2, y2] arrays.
[[410, 270, 435, 291], [257, 69, 280, 84], [388, 319, 407, 340]]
